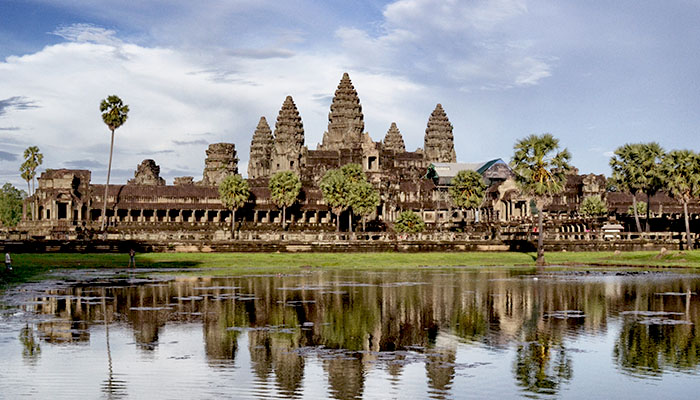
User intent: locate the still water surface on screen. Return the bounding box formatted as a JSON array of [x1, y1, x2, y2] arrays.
[[1, 268, 700, 399]]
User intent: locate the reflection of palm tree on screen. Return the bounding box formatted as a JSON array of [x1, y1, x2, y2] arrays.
[[19, 324, 41, 364], [514, 339, 572, 395], [326, 356, 364, 400], [101, 288, 126, 399], [425, 348, 457, 398]]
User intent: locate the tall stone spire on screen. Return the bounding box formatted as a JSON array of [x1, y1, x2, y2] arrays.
[[248, 116, 274, 179], [424, 104, 457, 163], [271, 96, 305, 173], [383, 122, 406, 153], [319, 72, 365, 151]]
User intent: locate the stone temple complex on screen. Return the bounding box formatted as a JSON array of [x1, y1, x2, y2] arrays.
[[14, 72, 690, 242]]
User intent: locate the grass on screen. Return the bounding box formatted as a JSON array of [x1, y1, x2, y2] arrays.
[[2, 250, 699, 287]]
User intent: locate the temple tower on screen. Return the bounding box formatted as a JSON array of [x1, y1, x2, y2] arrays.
[[271, 96, 305, 174], [319, 72, 365, 151], [248, 116, 274, 179], [128, 159, 166, 185], [383, 122, 406, 153], [200, 143, 238, 186], [424, 104, 457, 163]]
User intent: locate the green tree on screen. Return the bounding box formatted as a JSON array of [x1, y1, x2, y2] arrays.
[[351, 181, 380, 231], [661, 150, 700, 250], [579, 195, 608, 217], [510, 134, 572, 266], [610, 142, 664, 232], [268, 171, 302, 230], [448, 170, 487, 225], [320, 163, 367, 232], [394, 210, 426, 233], [19, 146, 43, 220], [627, 201, 647, 217], [0, 183, 26, 227], [218, 174, 250, 238], [99, 95, 129, 231]]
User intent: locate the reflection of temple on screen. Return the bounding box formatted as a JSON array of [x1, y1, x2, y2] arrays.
[[16, 72, 664, 240], [21, 270, 700, 397]]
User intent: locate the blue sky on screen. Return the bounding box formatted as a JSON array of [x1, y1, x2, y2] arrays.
[[1, 0, 700, 187]]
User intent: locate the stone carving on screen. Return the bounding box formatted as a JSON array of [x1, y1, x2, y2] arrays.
[[271, 96, 305, 174], [319, 73, 364, 151], [424, 104, 456, 163], [128, 159, 165, 186], [173, 176, 194, 186], [383, 122, 406, 153], [201, 143, 238, 187], [248, 116, 274, 179]]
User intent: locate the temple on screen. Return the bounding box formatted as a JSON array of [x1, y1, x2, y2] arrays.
[[12, 72, 692, 241]]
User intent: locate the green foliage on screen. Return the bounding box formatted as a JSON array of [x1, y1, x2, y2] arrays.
[[351, 181, 380, 218], [394, 210, 426, 233], [627, 201, 646, 216], [448, 170, 486, 211], [661, 150, 700, 203], [0, 183, 26, 227], [510, 134, 572, 199], [610, 142, 665, 198], [320, 163, 371, 215], [269, 171, 302, 209], [218, 175, 250, 211], [579, 195, 608, 217], [100, 95, 129, 132]]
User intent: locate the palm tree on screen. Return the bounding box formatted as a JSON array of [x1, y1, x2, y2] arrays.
[[448, 170, 487, 227], [19, 146, 43, 220], [510, 134, 572, 266], [638, 142, 665, 231], [99, 95, 129, 231], [661, 150, 700, 250], [610, 144, 644, 232], [218, 174, 250, 239], [268, 171, 302, 230]]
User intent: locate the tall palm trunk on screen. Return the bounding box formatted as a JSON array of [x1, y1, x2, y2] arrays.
[[683, 201, 693, 250], [631, 195, 642, 232], [101, 129, 115, 231], [26, 181, 32, 220], [348, 209, 353, 233], [231, 208, 236, 239], [335, 210, 340, 232], [645, 193, 651, 232], [536, 206, 545, 266], [282, 206, 287, 230]]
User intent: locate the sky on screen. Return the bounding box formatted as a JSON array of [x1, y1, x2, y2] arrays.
[[1, 0, 700, 188]]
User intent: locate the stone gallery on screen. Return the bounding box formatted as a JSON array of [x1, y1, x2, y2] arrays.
[[21, 73, 624, 239]]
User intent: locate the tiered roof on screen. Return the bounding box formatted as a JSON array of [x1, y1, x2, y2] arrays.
[[383, 122, 406, 152], [424, 104, 456, 163]]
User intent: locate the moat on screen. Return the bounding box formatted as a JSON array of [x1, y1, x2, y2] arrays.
[[1, 268, 699, 399]]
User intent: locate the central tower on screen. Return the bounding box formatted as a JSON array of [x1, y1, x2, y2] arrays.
[[319, 72, 365, 151]]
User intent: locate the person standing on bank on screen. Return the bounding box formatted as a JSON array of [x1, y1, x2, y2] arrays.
[[128, 249, 135, 268], [5, 253, 12, 271]]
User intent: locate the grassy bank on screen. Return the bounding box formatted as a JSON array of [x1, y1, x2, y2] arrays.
[[2, 250, 699, 286]]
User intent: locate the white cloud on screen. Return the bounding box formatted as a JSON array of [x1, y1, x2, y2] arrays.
[[0, 23, 431, 186], [337, 0, 552, 90]]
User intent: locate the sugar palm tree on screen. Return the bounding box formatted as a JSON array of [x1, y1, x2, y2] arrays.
[[218, 174, 250, 239], [661, 150, 700, 250], [19, 146, 43, 220], [99, 95, 129, 231], [269, 171, 302, 230], [610, 144, 644, 232], [638, 142, 665, 231], [510, 134, 572, 266]]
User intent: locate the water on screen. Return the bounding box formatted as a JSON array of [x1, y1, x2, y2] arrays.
[[1, 268, 700, 399]]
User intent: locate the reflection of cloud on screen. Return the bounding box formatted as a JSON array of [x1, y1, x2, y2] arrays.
[[0, 150, 18, 161], [0, 96, 39, 116], [63, 159, 106, 169]]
